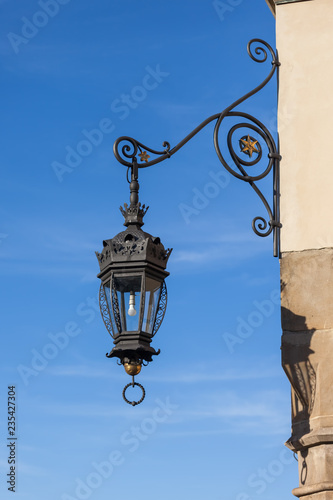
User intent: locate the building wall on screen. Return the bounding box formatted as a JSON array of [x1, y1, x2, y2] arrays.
[[268, 1, 333, 498], [276, 0, 333, 252]]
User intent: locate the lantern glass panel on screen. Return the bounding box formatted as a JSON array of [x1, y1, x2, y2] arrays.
[[143, 277, 162, 334], [103, 282, 118, 334], [113, 275, 142, 332]]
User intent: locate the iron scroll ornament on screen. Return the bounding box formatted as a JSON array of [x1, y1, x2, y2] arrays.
[[113, 39, 282, 257]]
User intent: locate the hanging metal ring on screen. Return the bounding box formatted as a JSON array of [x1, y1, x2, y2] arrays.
[[122, 381, 146, 406]]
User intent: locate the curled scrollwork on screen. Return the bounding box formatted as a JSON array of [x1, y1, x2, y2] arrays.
[[247, 38, 276, 63], [113, 39, 281, 256], [225, 115, 274, 181], [113, 136, 171, 167], [211, 39, 280, 248], [219, 112, 278, 239], [252, 216, 270, 237]]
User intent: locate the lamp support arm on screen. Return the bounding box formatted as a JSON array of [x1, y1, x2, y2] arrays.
[[113, 39, 282, 257]]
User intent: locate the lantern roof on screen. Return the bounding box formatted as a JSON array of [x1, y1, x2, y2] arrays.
[[96, 201, 172, 279]]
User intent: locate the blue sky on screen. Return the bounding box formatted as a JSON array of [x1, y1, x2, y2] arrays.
[[0, 1, 297, 499]]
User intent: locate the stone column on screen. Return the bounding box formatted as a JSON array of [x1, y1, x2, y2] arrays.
[[265, 0, 333, 498]]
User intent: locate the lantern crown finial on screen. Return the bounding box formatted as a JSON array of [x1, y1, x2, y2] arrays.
[[119, 158, 149, 227], [119, 202, 149, 227]]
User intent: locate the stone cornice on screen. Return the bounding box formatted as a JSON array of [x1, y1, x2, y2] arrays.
[[265, 0, 276, 15], [293, 482, 333, 498], [265, 0, 313, 16]]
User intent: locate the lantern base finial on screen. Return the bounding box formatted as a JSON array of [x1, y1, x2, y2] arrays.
[[123, 362, 142, 376]]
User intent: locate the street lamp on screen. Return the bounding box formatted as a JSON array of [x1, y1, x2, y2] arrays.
[[96, 159, 172, 406], [97, 38, 281, 405]]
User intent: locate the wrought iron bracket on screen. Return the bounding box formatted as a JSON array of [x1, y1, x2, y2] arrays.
[[113, 39, 282, 257]]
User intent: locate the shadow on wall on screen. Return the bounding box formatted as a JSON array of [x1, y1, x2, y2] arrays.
[[280, 280, 317, 485]]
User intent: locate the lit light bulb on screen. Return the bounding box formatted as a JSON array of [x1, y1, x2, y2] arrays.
[[128, 291, 137, 316]]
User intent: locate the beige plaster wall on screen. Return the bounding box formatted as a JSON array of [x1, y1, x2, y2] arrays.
[[275, 0, 333, 252]]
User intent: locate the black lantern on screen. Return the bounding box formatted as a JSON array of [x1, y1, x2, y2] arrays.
[[96, 160, 172, 405]]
